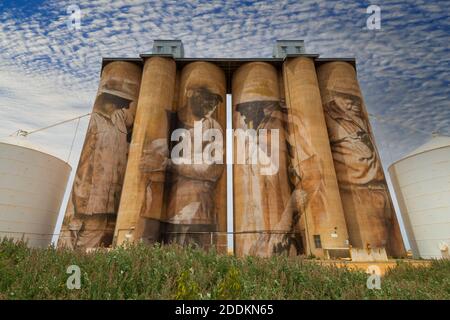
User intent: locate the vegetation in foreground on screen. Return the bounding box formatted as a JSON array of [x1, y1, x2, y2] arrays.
[[0, 239, 449, 300]]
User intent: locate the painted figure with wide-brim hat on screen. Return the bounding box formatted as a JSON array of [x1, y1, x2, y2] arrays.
[[58, 62, 141, 250], [318, 61, 405, 257]]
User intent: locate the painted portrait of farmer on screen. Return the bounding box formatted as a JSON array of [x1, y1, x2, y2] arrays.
[[321, 79, 401, 253], [58, 62, 141, 250], [233, 68, 295, 257], [163, 74, 225, 249]]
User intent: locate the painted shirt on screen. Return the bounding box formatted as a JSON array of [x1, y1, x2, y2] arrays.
[[234, 101, 292, 257], [165, 117, 224, 225], [72, 109, 133, 215], [324, 99, 385, 187]]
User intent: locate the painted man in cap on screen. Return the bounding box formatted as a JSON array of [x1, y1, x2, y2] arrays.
[[59, 72, 139, 250]]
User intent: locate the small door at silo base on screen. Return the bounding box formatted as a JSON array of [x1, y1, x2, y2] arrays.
[[0, 138, 71, 248]]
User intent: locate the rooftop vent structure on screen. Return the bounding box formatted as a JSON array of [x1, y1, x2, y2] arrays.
[[152, 39, 184, 58], [273, 40, 305, 58]]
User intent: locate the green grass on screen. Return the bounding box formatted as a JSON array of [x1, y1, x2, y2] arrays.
[[0, 238, 449, 300]]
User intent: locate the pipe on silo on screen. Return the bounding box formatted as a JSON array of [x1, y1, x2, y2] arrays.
[[163, 61, 226, 251], [232, 62, 293, 257], [210, 66, 228, 254], [317, 61, 405, 257], [58, 61, 142, 250], [282, 57, 349, 258], [114, 57, 176, 246]]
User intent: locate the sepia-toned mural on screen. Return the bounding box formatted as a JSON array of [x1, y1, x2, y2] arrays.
[[58, 61, 142, 250], [282, 99, 333, 256], [233, 62, 299, 258], [164, 86, 224, 248], [317, 61, 405, 257], [113, 57, 176, 246], [162, 62, 226, 250], [58, 56, 405, 259], [282, 57, 350, 258]]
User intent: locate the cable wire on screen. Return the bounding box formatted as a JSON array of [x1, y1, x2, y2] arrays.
[[67, 117, 81, 163], [9, 113, 91, 137]]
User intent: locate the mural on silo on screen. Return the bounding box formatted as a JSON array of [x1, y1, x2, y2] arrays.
[[113, 57, 176, 247], [58, 61, 142, 250], [282, 100, 331, 256], [233, 62, 301, 258], [57, 52, 406, 261], [236, 100, 305, 257], [282, 57, 350, 258], [163, 62, 226, 250], [317, 62, 405, 257]]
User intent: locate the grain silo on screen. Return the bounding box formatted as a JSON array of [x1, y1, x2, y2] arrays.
[[232, 62, 293, 257], [283, 57, 349, 258], [389, 134, 450, 259], [73, 39, 410, 261], [0, 137, 71, 247], [317, 61, 405, 258], [113, 57, 174, 246]]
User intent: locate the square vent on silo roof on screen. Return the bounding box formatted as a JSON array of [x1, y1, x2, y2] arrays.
[[273, 40, 305, 58], [152, 39, 184, 58]]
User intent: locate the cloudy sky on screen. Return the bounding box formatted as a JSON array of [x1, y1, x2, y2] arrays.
[[0, 0, 449, 247]]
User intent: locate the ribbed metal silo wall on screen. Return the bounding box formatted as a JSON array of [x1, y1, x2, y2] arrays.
[[232, 62, 293, 257], [317, 61, 405, 257], [282, 57, 349, 258], [58, 61, 142, 250], [389, 138, 450, 259], [0, 141, 71, 248], [163, 61, 226, 251], [114, 57, 176, 246]]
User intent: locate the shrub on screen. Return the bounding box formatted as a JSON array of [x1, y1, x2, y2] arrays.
[[0, 238, 448, 300]]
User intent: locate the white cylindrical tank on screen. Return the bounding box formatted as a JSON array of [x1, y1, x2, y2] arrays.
[[389, 134, 450, 259], [0, 137, 71, 248]]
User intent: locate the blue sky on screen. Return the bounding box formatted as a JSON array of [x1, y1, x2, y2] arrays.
[[0, 0, 449, 247]]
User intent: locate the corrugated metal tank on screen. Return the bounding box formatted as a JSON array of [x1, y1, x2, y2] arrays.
[[389, 135, 450, 259], [0, 137, 71, 247]]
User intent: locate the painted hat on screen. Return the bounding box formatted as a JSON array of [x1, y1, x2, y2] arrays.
[[232, 62, 280, 105], [177, 61, 226, 124], [98, 61, 142, 101], [318, 62, 361, 104], [178, 61, 225, 108]]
